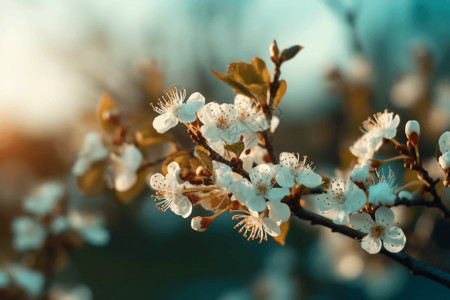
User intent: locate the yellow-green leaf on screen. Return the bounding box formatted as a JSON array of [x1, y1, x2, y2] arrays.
[[98, 93, 119, 133], [273, 80, 287, 110], [195, 146, 213, 172], [251, 57, 271, 84], [162, 150, 192, 175], [76, 161, 107, 197], [135, 126, 171, 147], [224, 140, 245, 158], [273, 218, 291, 246]]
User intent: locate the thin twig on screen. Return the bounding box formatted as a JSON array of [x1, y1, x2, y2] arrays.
[[394, 197, 450, 219], [286, 197, 450, 288]]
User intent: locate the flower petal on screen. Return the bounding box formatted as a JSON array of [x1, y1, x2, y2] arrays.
[[346, 188, 367, 213], [153, 112, 178, 133], [246, 194, 267, 212], [250, 164, 273, 187], [267, 201, 291, 223], [220, 103, 239, 124], [279, 152, 298, 169], [438, 131, 450, 153], [177, 92, 205, 122], [267, 187, 289, 201], [383, 226, 406, 253], [262, 217, 281, 237], [275, 167, 295, 188], [296, 171, 323, 188], [316, 194, 338, 212], [170, 195, 192, 218], [361, 235, 382, 254], [333, 206, 350, 225], [150, 173, 166, 191], [350, 213, 374, 234], [201, 125, 222, 141], [375, 206, 395, 226], [197, 102, 220, 125]]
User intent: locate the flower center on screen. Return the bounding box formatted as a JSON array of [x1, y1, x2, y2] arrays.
[[370, 224, 385, 238], [216, 115, 228, 130], [256, 184, 268, 196], [333, 193, 345, 205]]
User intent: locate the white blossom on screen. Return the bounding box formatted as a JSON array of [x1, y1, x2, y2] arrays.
[[232, 209, 281, 243], [316, 179, 366, 225], [438, 131, 450, 170], [405, 120, 420, 138], [72, 131, 109, 176], [267, 200, 291, 224], [12, 216, 46, 252], [152, 86, 205, 133], [23, 181, 65, 218], [368, 169, 397, 206], [190, 216, 207, 232], [197, 102, 241, 144], [8, 264, 44, 297], [231, 164, 289, 212], [110, 144, 143, 192], [150, 162, 192, 218], [350, 165, 370, 184], [276, 153, 323, 188], [68, 210, 110, 247], [350, 207, 406, 254], [234, 95, 269, 148]]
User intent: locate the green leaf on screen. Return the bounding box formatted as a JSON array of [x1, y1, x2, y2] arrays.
[[224, 140, 245, 158], [281, 45, 303, 61], [195, 146, 213, 172]]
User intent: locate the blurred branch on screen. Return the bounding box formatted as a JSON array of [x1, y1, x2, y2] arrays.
[[286, 196, 450, 288], [394, 196, 450, 219]]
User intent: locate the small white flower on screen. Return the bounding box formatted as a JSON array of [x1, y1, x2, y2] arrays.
[[349, 135, 376, 167], [234, 95, 269, 148], [350, 207, 406, 254], [68, 210, 110, 247], [232, 164, 289, 212], [350, 165, 370, 184], [12, 216, 46, 252], [232, 209, 281, 243], [8, 264, 44, 297], [23, 181, 65, 218], [111, 144, 143, 192], [150, 162, 192, 218], [316, 179, 366, 225], [368, 169, 397, 206], [197, 102, 241, 144], [152, 86, 205, 133], [276, 153, 323, 188], [72, 131, 109, 176], [438, 131, 450, 170]]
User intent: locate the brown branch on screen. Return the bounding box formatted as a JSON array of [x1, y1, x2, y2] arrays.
[[394, 197, 450, 219], [286, 197, 450, 288]]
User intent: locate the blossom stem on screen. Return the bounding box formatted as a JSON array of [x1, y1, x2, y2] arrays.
[[286, 197, 450, 288], [380, 155, 412, 164]]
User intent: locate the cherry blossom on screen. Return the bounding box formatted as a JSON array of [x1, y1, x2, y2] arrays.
[[197, 102, 241, 144], [316, 179, 366, 225], [438, 131, 450, 170], [23, 181, 65, 218], [110, 144, 143, 192], [150, 162, 192, 218], [232, 209, 281, 243], [152, 86, 205, 133], [12, 216, 47, 252], [8, 264, 44, 297], [68, 210, 110, 247], [231, 164, 289, 212], [234, 95, 269, 148], [405, 120, 420, 138], [350, 207, 406, 254], [350, 165, 370, 184], [368, 169, 397, 206], [72, 131, 109, 176], [276, 152, 323, 188]]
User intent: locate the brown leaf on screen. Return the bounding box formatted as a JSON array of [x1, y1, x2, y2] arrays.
[[115, 169, 149, 204], [135, 126, 171, 147], [224, 140, 245, 158], [98, 93, 119, 133], [162, 150, 192, 175], [76, 161, 107, 197], [273, 218, 291, 246], [272, 80, 287, 110], [195, 146, 213, 172]]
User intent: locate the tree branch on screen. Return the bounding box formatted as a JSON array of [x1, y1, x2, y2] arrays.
[[394, 197, 450, 219], [286, 197, 450, 288]]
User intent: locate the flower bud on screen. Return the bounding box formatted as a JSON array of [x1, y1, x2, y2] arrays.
[[191, 216, 211, 232], [405, 120, 420, 146], [270, 40, 280, 62]]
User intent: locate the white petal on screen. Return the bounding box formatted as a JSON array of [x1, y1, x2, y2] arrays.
[[296, 171, 323, 188], [383, 226, 406, 253], [262, 217, 281, 237], [350, 213, 374, 234], [234, 94, 252, 108], [270, 116, 280, 133], [267, 201, 290, 223], [72, 158, 90, 176], [197, 102, 221, 125], [242, 131, 259, 149], [153, 112, 178, 133], [438, 131, 450, 153], [276, 167, 295, 188], [220, 125, 242, 144], [170, 195, 192, 218], [267, 187, 290, 201], [167, 161, 180, 176], [250, 164, 273, 187], [121, 144, 143, 171], [201, 125, 222, 141], [439, 151, 450, 170], [230, 179, 253, 206], [114, 171, 137, 192], [177, 92, 205, 122], [279, 152, 298, 169], [333, 206, 350, 225], [375, 206, 395, 226], [350, 165, 369, 183], [246, 194, 267, 212], [150, 173, 166, 191], [346, 188, 367, 213], [316, 194, 339, 212], [361, 235, 382, 254], [220, 103, 239, 124]]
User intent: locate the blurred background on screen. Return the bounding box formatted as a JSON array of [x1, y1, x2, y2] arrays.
[[1, 0, 450, 299]]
